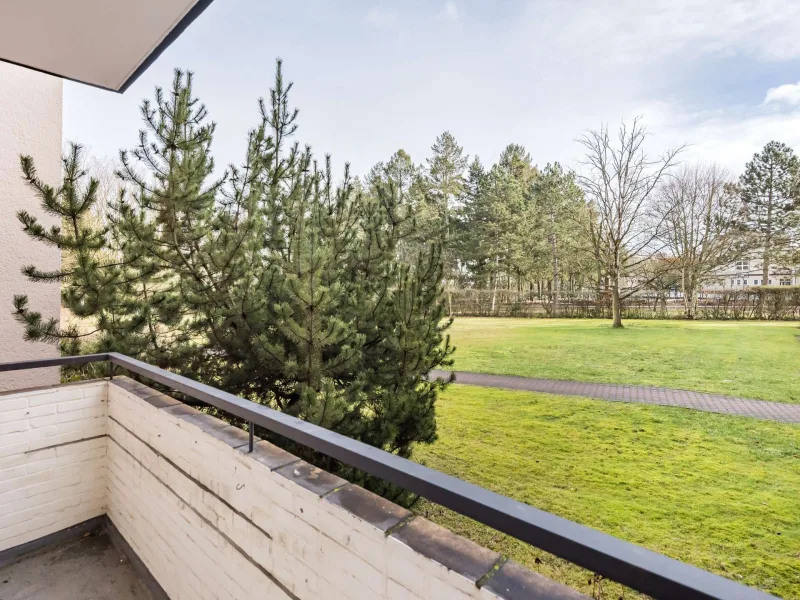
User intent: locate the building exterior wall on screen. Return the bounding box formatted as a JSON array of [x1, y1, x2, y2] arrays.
[[704, 255, 798, 291], [0, 380, 107, 552], [623, 254, 799, 297], [105, 377, 583, 600], [0, 62, 63, 391]]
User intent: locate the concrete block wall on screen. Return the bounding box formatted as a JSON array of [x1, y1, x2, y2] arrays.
[[105, 377, 584, 600], [0, 380, 107, 552]]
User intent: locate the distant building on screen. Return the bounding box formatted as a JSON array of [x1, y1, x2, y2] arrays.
[[704, 256, 798, 291], [618, 253, 799, 301]]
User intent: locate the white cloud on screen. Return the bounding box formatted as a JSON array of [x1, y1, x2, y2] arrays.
[[366, 7, 398, 29], [487, 0, 800, 176], [442, 1, 459, 23], [64, 0, 800, 185], [613, 101, 800, 173], [519, 0, 800, 64], [678, 111, 800, 170], [763, 82, 800, 107]]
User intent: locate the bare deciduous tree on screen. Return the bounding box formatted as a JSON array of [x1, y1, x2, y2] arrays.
[[655, 164, 748, 318], [577, 117, 683, 327]]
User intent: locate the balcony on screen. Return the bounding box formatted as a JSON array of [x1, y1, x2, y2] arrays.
[[0, 354, 777, 599]]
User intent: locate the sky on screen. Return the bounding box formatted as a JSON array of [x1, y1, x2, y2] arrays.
[[64, 0, 800, 180]]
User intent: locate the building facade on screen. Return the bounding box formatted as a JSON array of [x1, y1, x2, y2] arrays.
[[0, 62, 62, 390], [704, 255, 798, 291]]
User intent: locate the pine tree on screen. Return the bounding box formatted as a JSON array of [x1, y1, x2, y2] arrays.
[[366, 149, 418, 200], [455, 157, 490, 287], [364, 149, 428, 265], [488, 159, 531, 292], [13, 61, 453, 502], [498, 143, 537, 187], [530, 163, 585, 314], [425, 132, 468, 279], [739, 141, 800, 314], [14, 144, 111, 359], [457, 149, 540, 297]]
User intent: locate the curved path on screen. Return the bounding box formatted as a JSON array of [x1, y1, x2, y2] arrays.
[[429, 370, 800, 424]]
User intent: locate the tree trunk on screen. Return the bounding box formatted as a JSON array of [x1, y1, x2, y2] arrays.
[[760, 191, 773, 317], [685, 286, 696, 319], [611, 244, 623, 327], [595, 266, 603, 314], [551, 229, 559, 317], [491, 256, 499, 313], [681, 268, 688, 316], [683, 269, 695, 319], [611, 284, 623, 328]]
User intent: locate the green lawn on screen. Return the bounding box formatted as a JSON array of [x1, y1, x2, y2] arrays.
[[447, 318, 800, 403], [415, 385, 800, 598]]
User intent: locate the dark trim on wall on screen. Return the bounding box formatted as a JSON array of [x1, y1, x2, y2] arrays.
[[0, 57, 118, 92], [108, 414, 272, 541], [118, 0, 216, 93], [0, 517, 104, 570], [0, 515, 170, 599], [107, 432, 298, 600], [104, 516, 170, 600], [0, 0, 215, 93]]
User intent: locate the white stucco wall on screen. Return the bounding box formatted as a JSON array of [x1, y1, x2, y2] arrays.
[[0, 62, 62, 390]]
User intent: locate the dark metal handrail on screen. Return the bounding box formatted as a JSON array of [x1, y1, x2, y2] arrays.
[[0, 353, 777, 600]]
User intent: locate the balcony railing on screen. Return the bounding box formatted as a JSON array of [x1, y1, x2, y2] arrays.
[[0, 353, 778, 600]]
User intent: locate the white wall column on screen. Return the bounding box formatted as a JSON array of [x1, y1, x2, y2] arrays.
[[0, 62, 62, 390]]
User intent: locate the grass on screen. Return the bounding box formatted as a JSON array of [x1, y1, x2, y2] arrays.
[[414, 385, 800, 598], [447, 318, 800, 403]]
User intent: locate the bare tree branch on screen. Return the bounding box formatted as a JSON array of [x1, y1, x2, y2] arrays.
[[576, 117, 685, 327]]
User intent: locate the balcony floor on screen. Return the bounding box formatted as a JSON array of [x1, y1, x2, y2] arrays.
[[0, 530, 154, 600]]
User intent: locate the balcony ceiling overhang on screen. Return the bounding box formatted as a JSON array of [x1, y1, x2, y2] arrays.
[[0, 0, 214, 93]]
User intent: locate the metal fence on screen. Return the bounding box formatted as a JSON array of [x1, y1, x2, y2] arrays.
[[448, 287, 800, 320], [0, 353, 778, 600]]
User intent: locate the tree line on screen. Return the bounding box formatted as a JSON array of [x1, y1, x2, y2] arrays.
[[369, 118, 800, 327]]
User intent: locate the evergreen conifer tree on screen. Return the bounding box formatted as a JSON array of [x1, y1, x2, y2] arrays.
[[364, 149, 428, 266], [13, 61, 453, 502], [456, 157, 491, 286], [530, 163, 585, 314], [739, 141, 800, 314], [425, 132, 468, 279]]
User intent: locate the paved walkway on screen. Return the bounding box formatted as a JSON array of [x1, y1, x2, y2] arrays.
[[429, 370, 800, 423]]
